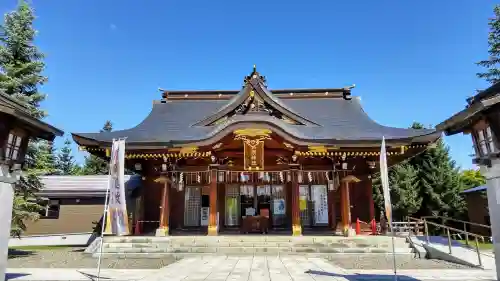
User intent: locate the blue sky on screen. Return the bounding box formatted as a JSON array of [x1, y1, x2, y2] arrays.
[[1, 0, 497, 169]]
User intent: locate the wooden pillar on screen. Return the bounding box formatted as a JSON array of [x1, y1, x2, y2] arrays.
[[208, 167, 218, 236], [340, 180, 351, 236], [157, 180, 170, 236], [290, 165, 302, 236], [367, 177, 375, 220]]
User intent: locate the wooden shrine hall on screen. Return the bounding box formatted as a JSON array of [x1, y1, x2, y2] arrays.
[[72, 67, 440, 236]]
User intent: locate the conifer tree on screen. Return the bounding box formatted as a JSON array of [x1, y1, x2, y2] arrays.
[[0, 1, 57, 236], [56, 139, 78, 175], [0, 0, 47, 118], [477, 5, 500, 84], [82, 121, 113, 175]]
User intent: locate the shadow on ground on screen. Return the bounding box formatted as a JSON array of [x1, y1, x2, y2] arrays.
[[307, 269, 420, 281], [6, 273, 30, 280], [7, 249, 34, 259]]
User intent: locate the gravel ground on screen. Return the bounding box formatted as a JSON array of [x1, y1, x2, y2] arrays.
[[8, 248, 179, 269], [328, 255, 478, 270]]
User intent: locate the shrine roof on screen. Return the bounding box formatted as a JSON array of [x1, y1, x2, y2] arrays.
[[0, 91, 64, 141], [72, 68, 439, 148]]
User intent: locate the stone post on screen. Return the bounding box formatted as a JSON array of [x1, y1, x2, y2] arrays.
[[480, 159, 500, 280], [0, 164, 20, 281]]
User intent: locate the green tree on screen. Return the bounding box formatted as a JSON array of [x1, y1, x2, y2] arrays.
[[372, 163, 422, 221], [82, 121, 112, 175], [460, 169, 486, 190], [11, 140, 57, 236], [0, 0, 47, 118], [477, 5, 500, 84], [56, 139, 79, 175], [388, 164, 422, 220], [0, 1, 58, 236], [411, 140, 466, 219]]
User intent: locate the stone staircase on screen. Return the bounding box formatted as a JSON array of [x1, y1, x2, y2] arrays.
[[90, 235, 416, 258]]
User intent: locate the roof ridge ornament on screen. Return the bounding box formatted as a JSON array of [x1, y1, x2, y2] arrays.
[[243, 65, 267, 88]]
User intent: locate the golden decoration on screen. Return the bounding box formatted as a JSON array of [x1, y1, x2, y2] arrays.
[[283, 142, 294, 150], [308, 146, 327, 153], [233, 128, 272, 138], [234, 128, 271, 170], [341, 175, 361, 183], [179, 146, 199, 154]]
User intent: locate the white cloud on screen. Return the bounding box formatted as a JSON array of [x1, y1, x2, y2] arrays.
[[109, 24, 117, 31]]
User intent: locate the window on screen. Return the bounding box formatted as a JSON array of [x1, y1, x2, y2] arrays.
[[39, 199, 60, 219], [474, 126, 498, 157], [5, 133, 23, 161]]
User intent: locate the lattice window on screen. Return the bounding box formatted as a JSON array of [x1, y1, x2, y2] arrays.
[[225, 184, 240, 226], [184, 187, 201, 227], [5, 133, 22, 161]]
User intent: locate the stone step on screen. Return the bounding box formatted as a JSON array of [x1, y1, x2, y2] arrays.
[[92, 251, 416, 259], [105, 242, 409, 248], [101, 245, 414, 254], [103, 236, 409, 244]]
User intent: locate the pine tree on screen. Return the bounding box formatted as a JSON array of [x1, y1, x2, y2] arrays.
[[0, 0, 47, 118], [477, 5, 500, 84], [389, 164, 422, 221], [56, 139, 78, 175], [411, 140, 466, 219], [0, 1, 58, 236], [11, 140, 55, 236], [82, 121, 113, 175]]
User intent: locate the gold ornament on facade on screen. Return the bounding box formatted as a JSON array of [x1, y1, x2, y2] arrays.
[[233, 128, 271, 170]]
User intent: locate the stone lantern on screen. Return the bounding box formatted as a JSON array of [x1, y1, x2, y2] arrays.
[[436, 82, 500, 277], [0, 92, 63, 281]]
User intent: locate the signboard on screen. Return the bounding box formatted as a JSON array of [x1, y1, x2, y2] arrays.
[[200, 207, 209, 226], [312, 185, 328, 225], [104, 139, 129, 236], [273, 199, 286, 215]]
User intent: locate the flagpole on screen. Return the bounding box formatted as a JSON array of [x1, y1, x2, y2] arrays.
[[96, 139, 115, 281], [380, 136, 397, 281]]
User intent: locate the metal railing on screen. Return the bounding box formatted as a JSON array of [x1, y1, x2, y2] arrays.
[[420, 215, 492, 245], [409, 217, 487, 267]]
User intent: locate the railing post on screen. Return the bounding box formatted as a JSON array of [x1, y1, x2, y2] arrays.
[[424, 219, 430, 244], [446, 228, 452, 254], [464, 222, 469, 246], [475, 237, 483, 267]]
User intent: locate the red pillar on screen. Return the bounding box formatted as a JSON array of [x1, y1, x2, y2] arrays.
[[208, 168, 218, 236], [367, 177, 375, 220], [290, 165, 302, 236]]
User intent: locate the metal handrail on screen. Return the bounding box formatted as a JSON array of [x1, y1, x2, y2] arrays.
[[421, 215, 491, 230], [408, 217, 485, 267], [421, 215, 491, 245]]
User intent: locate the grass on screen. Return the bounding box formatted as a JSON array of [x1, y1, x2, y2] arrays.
[[457, 239, 494, 250]]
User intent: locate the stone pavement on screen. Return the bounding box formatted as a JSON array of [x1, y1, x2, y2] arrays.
[[5, 256, 499, 281], [5, 268, 156, 280]]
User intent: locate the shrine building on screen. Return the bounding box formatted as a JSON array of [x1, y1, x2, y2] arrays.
[[72, 67, 440, 236]]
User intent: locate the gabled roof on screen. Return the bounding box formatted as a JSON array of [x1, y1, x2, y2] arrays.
[[72, 69, 439, 148], [0, 91, 64, 140], [461, 185, 487, 194], [36, 175, 141, 198], [436, 81, 500, 136]]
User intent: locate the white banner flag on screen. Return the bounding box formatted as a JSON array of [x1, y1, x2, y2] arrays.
[[105, 139, 129, 236], [380, 137, 392, 225]]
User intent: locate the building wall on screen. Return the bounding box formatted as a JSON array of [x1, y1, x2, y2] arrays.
[[24, 197, 105, 235], [465, 192, 491, 236]]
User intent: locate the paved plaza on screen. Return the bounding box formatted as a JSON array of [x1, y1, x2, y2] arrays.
[[5, 256, 499, 281]]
